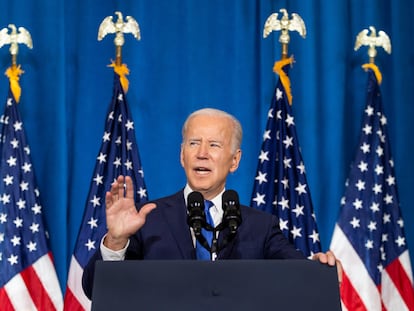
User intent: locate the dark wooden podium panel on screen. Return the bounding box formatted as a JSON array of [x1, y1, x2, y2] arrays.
[[91, 259, 341, 311]]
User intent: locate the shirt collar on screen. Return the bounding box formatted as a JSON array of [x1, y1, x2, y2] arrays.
[[183, 184, 224, 214]]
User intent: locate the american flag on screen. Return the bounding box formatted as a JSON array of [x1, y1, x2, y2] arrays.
[[0, 88, 63, 310], [63, 73, 148, 310], [330, 67, 414, 310], [250, 62, 321, 258]]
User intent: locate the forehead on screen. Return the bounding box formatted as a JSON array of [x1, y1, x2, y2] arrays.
[[185, 114, 232, 139]]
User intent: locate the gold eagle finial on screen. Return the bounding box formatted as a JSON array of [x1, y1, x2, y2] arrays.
[[354, 26, 391, 63], [98, 11, 141, 65], [0, 24, 33, 67], [263, 8, 306, 58]]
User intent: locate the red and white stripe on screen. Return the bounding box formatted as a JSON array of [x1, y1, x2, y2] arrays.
[[330, 224, 414, 311], [0, 253, 63, 311], [63, 256, 91, 311]]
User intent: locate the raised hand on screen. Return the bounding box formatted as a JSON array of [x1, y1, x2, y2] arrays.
[[104, 175, 156, 250]]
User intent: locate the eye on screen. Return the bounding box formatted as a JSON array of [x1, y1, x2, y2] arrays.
[[188, 140, 200, 146]]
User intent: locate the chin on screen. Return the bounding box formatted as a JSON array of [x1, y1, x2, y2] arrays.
[[189, 181, 211, 192], [191, 185, 210, 192]]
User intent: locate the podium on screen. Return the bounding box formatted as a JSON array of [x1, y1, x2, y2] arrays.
[[91, 260, 341, 311]]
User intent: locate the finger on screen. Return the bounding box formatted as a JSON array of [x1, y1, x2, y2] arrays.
[[117, 175, 126, 198], [125, 176, 135, 199], [109, 179, 117, 196], [336, 260, 343, 283], [326, 250, 337, 266], [312, 252, 327, 263], [110, 176, 122, 202], [319, 253, 328, 264], [139, 203, 157, 218], [105, 191, 113, 208]]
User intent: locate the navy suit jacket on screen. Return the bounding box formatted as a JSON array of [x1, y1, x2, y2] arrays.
[[82, 190, 305, 298]]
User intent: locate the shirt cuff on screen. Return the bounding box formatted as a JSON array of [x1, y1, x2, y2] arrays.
[[100, 234, 130, 261]]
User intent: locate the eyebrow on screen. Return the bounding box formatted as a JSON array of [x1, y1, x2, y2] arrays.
[[187, 138, 223, 145]]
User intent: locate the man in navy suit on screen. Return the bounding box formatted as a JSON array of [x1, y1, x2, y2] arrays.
[[82, 108, 341, 299]]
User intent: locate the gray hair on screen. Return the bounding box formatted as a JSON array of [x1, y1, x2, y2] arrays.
[[181, 108, 243, 153]]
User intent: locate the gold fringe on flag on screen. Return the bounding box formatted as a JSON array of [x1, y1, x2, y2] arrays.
[[108, 62, 130, 93], [5, 66, 24, 103], [273, 56, 294, 105], [362, 63, 382, 85]]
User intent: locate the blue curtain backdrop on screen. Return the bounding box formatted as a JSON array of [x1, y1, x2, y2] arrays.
[[1, 1, 413, 291]]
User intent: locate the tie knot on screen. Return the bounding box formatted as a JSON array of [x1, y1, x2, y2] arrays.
[[204, 200, 213, 211]]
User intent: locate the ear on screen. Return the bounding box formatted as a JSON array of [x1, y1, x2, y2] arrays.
[[229, 149, 242, 173], [180, 145, 185, 167]]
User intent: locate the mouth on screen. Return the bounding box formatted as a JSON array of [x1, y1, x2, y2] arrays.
[[194, 167, 211, 175]]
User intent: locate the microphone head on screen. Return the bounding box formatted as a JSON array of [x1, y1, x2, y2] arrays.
[[222, 189, 239, 211], [187, 191, 205, 211], [187, 191, 205, 235], [222, 189, 241, 234]]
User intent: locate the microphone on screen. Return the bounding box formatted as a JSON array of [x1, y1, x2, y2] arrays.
[[187, 191, 206, 237], [222, 190, 242, 235]]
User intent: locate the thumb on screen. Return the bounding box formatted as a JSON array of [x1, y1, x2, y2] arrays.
[[139, 202, 157, 218]]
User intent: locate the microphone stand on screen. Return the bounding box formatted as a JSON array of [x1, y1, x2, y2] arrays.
[[195, 220, 239, 260], [207, 223, 236, 260], [210, 228, 219, 260]]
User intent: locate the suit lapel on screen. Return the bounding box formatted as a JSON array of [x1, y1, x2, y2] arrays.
[[160, 191, 195, 259]]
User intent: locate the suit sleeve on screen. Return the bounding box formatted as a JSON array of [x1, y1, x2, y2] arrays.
[[82, 249, 103, 300], [264, 214, 306, 259]]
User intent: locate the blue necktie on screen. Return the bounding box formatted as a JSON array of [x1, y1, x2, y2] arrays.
[[196, 200, 214, 260]]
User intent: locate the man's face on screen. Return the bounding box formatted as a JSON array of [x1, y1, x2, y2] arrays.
[[180, 114, 241, 200]]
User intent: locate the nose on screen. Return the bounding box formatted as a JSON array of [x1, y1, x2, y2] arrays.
[[196, 142, 209, 158]]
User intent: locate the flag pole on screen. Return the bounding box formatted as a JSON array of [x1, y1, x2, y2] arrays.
[[263, 8, 306, 105], [97, 11, 141, 92]]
